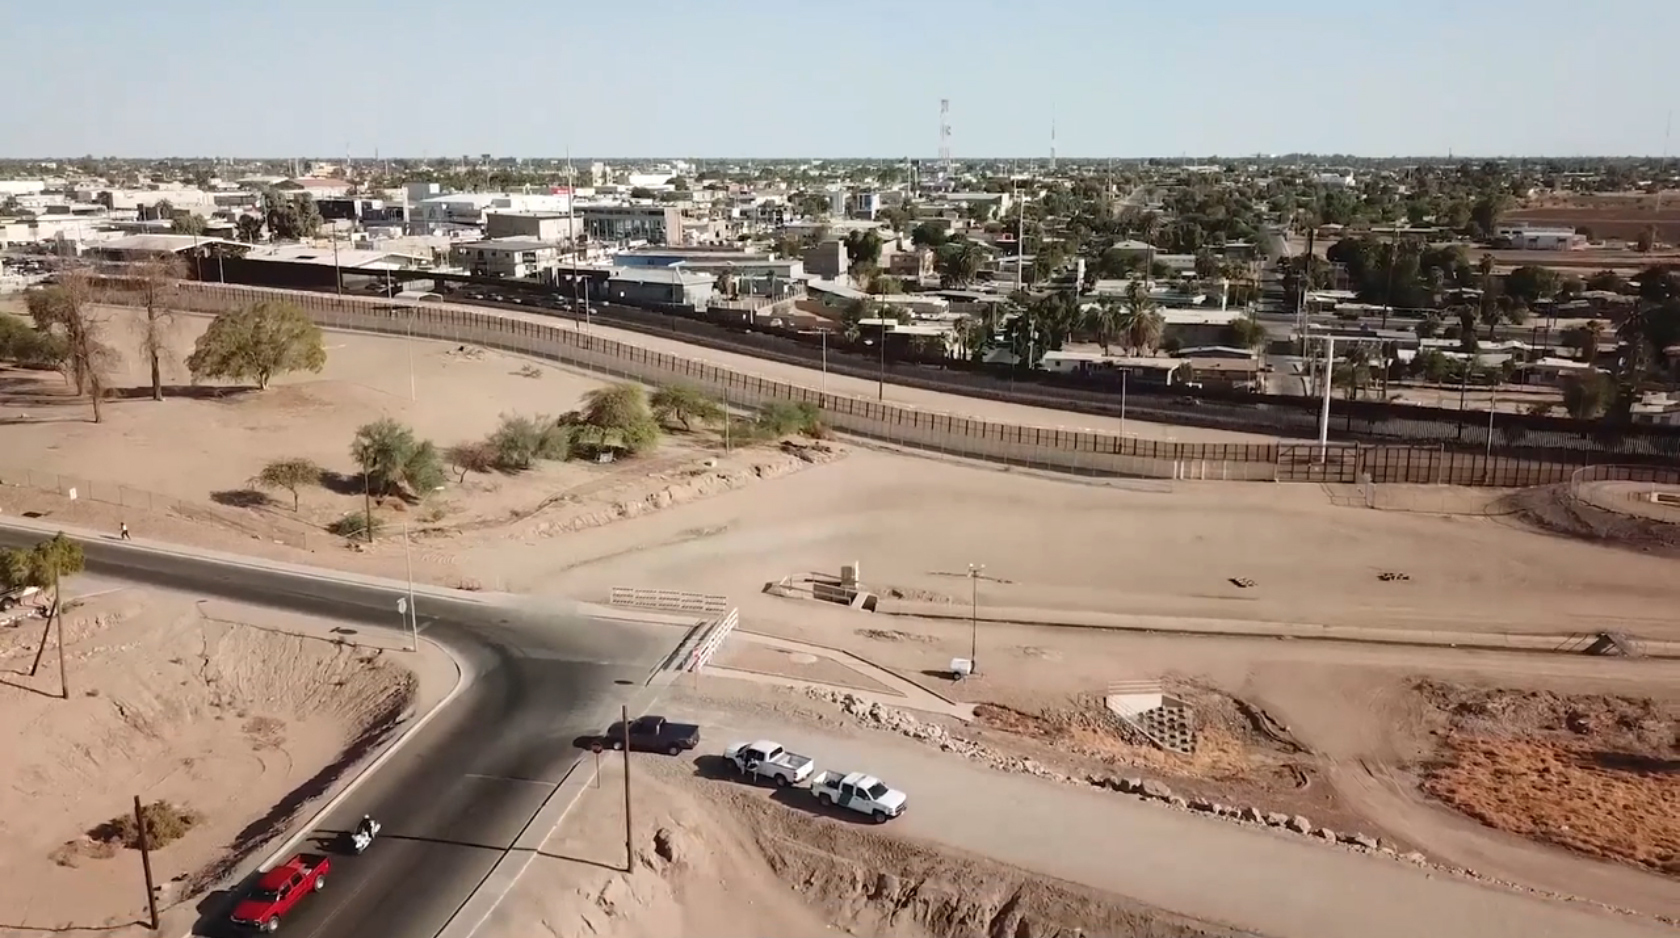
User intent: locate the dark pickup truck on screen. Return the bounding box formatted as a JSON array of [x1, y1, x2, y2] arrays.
[[601, 715, 701, 756]]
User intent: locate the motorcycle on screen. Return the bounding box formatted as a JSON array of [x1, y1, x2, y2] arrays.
[[346, 818, 381, 855]]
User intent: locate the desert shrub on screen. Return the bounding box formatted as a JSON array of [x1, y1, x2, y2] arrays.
[[756, 400, 823, 436], [487, 413, 574, 470], [90, 801, 201, 849], [577, 383, 660, 455], [650, 384, 725, 431], [252, 457, 322, 511], [328, 510, 383, 539], [445, 440, 496, 482], [350, 418, 446, 497]]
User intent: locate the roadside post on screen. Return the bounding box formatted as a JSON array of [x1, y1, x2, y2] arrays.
[[621, 705, 633, 871], [591, 738, 602, 789], [135, 795, 160, 931]]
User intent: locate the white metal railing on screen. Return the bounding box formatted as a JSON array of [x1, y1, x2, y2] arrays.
[[609, 586, 728, 615], [688, 608, 739, 671]]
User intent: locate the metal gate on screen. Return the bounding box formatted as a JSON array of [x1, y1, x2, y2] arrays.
[[1275, 443, 1362, 483]]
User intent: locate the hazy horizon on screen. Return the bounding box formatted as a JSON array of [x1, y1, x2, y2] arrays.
[[8, 0, 1678, 160]]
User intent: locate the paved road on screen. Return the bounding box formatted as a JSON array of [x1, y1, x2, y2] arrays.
[[0, 524, 681, 938], [674, 702, 1676, 938]]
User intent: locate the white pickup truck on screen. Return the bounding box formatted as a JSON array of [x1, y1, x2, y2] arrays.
[[723, 739, 815, 787], [810, 770, 908, 823], [0, 585, 41, 612]]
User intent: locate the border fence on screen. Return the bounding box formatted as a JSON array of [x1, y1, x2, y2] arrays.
[[93, 281, 1668, 488]]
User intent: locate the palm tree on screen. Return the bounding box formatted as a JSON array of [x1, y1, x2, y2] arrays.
[[1116, 280, 1165, 355], [936, 240, 986, 287], [1084, 299, 1124, 354]]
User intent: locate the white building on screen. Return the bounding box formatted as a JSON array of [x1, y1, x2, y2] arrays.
[[412, 191, 574, 234], [451, 238, 562, 279], [1496, 225, 1585, 251]]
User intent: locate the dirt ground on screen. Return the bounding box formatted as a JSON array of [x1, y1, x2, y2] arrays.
[[9, 300, 1680, 932], [1415, 681, 1678, 875], [485, 741, 1261, 938], [1509, 192, 1680, 244], [0, 584, 448, 934]]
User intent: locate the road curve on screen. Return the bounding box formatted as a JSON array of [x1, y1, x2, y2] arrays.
[[0, 523, 682, 938]]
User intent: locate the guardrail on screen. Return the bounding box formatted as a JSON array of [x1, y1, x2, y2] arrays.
[[687, 607, 739, 671], [609, 586, 729, 615]]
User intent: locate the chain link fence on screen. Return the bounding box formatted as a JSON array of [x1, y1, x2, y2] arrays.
[[0, 464, 318, 549]]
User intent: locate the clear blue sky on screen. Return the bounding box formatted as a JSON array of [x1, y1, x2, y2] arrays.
[[8, 0, 1677, 159]]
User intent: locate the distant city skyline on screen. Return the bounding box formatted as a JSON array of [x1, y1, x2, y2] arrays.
[[7, 0, 1678, 160]]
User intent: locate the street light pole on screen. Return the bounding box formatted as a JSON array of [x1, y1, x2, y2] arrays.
[[967, 563, 984, 675], [1317, 333, 1336, 462], [877, 328, 886, 402], [1120, 369, 1128, 437], [821, 330, 828, 396], [402, 520, 417, 651]]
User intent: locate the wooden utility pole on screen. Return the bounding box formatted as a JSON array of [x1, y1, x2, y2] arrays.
[[621, 704, 633, 872], [135, 796, 160, 931]]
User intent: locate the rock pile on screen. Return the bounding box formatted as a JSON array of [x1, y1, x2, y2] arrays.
[[805, 689, 1073, 783], [803, 687, 1669, 926]]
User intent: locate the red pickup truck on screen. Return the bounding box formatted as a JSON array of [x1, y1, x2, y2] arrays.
[[229, 853, 329, 931]]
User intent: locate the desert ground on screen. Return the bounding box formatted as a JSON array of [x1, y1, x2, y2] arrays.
[[1509, 191, 1680, 244], [0, 581, 453, 935], [2, 297, 1677, 937]]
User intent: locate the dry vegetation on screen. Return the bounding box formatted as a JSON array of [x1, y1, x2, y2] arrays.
[[1416, 680, 1679, 875]]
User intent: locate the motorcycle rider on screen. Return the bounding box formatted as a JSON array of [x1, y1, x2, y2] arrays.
[[356, 814, 377, 841]]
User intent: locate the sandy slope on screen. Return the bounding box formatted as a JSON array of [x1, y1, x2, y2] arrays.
[[0, 587, 421, 934]]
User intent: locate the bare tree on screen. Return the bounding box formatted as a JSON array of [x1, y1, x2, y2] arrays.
[[24, 271, 119, 422], [133, 254, 186, 401]]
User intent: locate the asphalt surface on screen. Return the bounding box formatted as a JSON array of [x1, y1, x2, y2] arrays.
[[0, 525, 681, 938]]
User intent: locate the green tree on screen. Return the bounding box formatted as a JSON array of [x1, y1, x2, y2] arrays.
[[350, 418, 446, 497], [1504, 265, 1560, 306], [186, 300, 326, 390], [171, 212, 207, 236], [0, 314, 68, 368], [235, 214, 264, 243], [1584, 269, 1625, 293], [1560, 371, 1613, 419], [935, 240, 986, 287], [650, 384, 725, 431], [253, 457, 322, 511], [1469, 192, 1508, 238], [1, 533, 85, 620], [262, 190, 322, 240], [910, 222, 948, 249], [1117, 280, 1165, 355], [1223, 314, 1268, 351], [576, 383, 661, 455], [486, 413, 572, 470], [1083, 299, 1123, 354], [843, 230, 883, 273]]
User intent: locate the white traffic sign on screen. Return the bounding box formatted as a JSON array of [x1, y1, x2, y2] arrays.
[[397, 597, 408, 615]]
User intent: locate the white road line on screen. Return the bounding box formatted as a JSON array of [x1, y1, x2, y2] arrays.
[[462, 773, 553, 786]]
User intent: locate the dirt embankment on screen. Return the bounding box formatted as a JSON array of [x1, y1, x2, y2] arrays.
[[499, 758, 1260, 938], [1503, 485, 1680, 558], [0, 591, 418, 933], [1416, 680, 1679, 875]]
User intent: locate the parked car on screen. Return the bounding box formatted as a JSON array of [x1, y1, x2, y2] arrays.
[[0, 585, 40, 612], [723, 739, 814, 787], [229, 853, 330, 931], [601, 715, 701, 755], [810, 770, 907, 823]]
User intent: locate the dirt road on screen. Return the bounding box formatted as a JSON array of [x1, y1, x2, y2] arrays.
[[669, 697, 1673, 938]]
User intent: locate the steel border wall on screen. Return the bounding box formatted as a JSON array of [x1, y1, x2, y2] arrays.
[[96, 282, 1652, 487]]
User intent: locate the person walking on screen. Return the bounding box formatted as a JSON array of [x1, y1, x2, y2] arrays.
[[120, 521, 131, 541]]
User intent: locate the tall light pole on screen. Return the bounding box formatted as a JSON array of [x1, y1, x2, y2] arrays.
[[967, 563, 984, 675], [1317, 333, 1336, 461], [821, 330, 829, 395]]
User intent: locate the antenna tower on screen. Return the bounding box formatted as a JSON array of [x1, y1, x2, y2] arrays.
[[938, 99, 952, 176]]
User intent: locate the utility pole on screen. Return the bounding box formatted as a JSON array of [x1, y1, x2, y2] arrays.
[[362, 469, 374, 542], [620, 704, 633, 872], [135, 795, 160, 931], [967, 563, 985, 675], [55, 564, 65, 699]]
